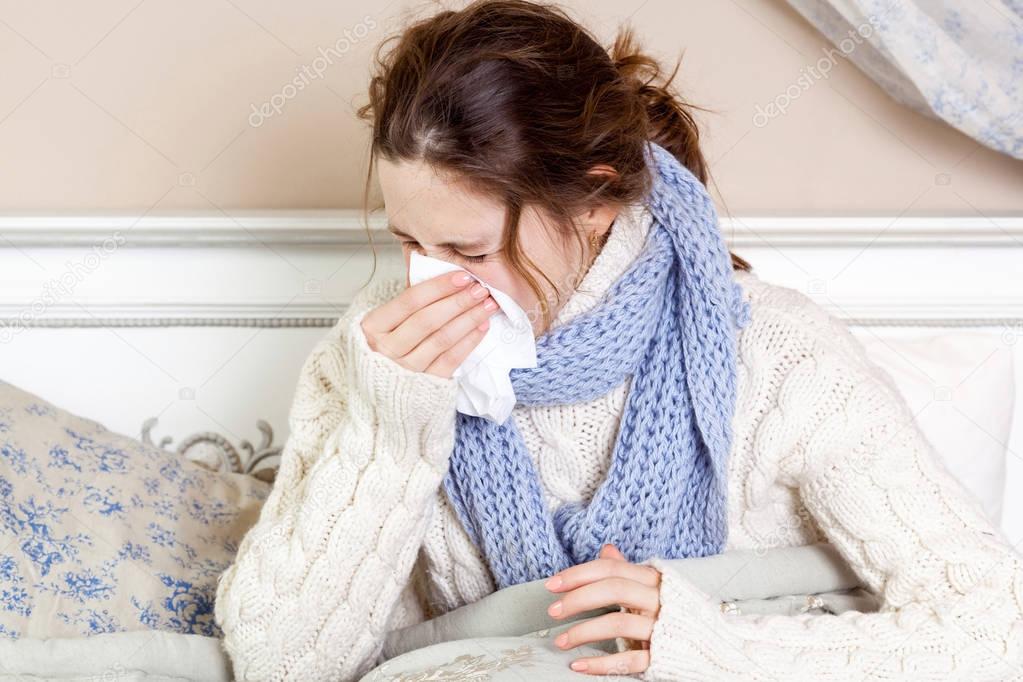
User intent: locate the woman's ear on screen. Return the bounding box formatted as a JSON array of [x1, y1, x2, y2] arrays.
[[584, 164, 620, 223]]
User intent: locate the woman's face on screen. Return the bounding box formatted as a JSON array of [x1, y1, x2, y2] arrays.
[[377, 157, 616, 337]]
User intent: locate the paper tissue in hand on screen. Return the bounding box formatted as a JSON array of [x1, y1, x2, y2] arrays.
[[407, 251, 537, 424]]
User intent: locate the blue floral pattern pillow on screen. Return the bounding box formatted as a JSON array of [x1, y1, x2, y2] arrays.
[[0, 380, 270, 640]]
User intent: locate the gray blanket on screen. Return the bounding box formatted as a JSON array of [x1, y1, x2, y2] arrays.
[[367, 542, 878, 681]]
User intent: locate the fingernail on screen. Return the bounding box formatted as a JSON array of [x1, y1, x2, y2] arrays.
[[554, 632, 568, 648], [483, 299, 498, 311], [477, 320, 489, 331], [570, 660, 588, 672], [453, 272, 472, 284], [470, 284, 488, 298], [548, 600, 562, 616], [544, 575, 562, 590]]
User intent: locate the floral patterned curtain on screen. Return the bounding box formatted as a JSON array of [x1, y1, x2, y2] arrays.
[[784, 0, 1023, 159]]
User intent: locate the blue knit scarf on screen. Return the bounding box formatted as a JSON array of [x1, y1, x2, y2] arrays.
[[442, 141, 752, 589]]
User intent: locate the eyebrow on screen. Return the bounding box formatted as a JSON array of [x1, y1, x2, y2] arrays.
[[387, 224, 494, 251]]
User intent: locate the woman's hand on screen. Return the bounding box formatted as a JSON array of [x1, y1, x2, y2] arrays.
[[361, 270, 499, 378], [544, 543, 662, 676]]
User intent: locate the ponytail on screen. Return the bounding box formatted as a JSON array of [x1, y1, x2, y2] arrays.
[[611, 29, 751, 272], [611, 29, 708, 184]]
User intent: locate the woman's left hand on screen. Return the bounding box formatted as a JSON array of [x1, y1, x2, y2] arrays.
[[543, 543, 662, 675]]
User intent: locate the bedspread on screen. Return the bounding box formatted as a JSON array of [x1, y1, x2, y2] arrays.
[[366, 542, 876, 681]]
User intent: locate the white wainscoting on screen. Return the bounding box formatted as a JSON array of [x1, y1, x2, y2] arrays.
[[2, 212, 1021, 537]]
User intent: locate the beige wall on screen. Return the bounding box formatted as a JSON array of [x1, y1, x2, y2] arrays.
[[0, 0, 1020, 215]]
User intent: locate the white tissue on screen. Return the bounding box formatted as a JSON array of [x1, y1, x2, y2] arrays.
[[407, 251, 537, 424]]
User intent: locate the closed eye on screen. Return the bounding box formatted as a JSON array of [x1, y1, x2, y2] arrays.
[[401, 240, 489, 264], [445, 248, 489, 264]]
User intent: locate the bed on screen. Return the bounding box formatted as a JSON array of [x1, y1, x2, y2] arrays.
[[0, 211, 1020, 679]]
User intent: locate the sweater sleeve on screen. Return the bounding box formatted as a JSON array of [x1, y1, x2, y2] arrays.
[[639, 312, 1023, 681], [214, 280, 460, 681]]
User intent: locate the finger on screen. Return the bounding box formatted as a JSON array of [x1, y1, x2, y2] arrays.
[[569, 649, 650, 676], [386, 282, 492, 357], [598, 543, 628, 561], [549, 578, 659, 619], [553, 611, 654, 651], [545, 557, 660, 593], [401, 297, 497, 373], [423, 317, 491, 378], [363, 270, 475, 334]]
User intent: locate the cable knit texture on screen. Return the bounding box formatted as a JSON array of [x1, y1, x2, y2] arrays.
[[214, 191, 1023, 681], [444, 142, 751, 590]]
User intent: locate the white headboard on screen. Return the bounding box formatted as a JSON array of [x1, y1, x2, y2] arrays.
[[2, 212, 1021, 531]]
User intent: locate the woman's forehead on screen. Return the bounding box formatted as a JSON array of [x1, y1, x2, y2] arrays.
[[379, 157, 505, 246]]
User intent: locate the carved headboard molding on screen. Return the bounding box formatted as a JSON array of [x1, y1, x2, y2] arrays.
[[141, 417, 281, 483]]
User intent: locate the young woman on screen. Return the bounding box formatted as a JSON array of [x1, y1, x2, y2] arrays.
[[214, 1, 1023, 679]]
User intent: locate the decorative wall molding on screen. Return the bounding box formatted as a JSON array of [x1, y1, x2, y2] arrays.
[[0, 212, 390, 247], [2, 212, 1022, 248], [810, 299, 1023, 328], [2, 212, 1021, 328], [2, 301, 1021, 328], [0, 316, 340, 328], [0, 301, 342, 327], [720, 216, 1023, 248]]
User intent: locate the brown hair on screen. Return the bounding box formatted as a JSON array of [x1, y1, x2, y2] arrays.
[[357, 0, 751, 329]]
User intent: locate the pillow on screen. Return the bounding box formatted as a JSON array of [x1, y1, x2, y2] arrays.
[[849, 327, 1016, 527], [0, 379, 269, 640], [0, 630, 232, 681]]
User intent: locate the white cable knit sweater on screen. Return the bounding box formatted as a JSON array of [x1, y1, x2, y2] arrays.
[[215, 202, 1023, 681]]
